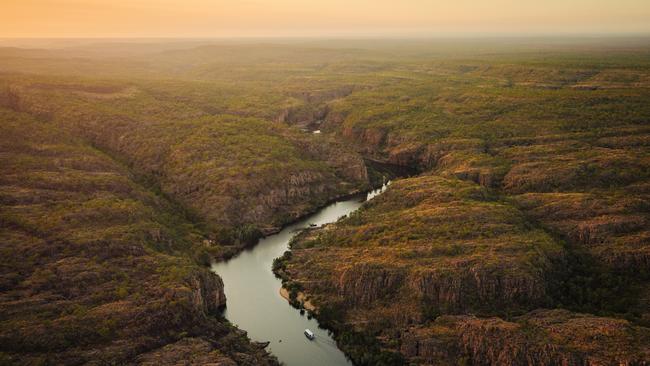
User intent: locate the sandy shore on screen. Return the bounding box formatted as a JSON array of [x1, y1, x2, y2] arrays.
[[279, 287, 317, 312]]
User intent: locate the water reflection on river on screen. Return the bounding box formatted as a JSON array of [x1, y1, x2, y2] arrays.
[[211, 183, 389, 366]]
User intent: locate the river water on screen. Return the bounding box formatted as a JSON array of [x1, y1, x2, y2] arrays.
[[211, 183, 389, 366]]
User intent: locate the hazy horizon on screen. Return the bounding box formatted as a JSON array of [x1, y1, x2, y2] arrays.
[[3, 0, 650, 38], [2, 34, 650, 53]]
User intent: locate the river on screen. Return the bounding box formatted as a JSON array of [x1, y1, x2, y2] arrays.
[[211, 183, 389, 366]]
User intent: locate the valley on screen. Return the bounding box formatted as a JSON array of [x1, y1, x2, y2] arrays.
[[1, 38, 649, 365]]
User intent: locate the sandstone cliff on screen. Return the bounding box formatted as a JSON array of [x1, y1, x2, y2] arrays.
[[401, 310, 650, 366]]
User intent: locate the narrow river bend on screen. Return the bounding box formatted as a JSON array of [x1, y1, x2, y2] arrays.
[[211, 183, 389, 366]]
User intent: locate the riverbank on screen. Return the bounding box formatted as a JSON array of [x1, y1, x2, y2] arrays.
[[279, 287, 317, 312], [211, 184, 390, 365]]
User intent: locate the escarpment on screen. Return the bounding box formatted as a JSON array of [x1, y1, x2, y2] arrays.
[[412, 262, 548, 313], [337, 263, 406, 307], [288, 152, 649, 363], [280, 175, 573, 363], [401, 310, 650, 366], [333, 123, 426, 169], [280, 58, 650, 364], [331, 256, 550, 313], [186, 269, 227, 314], [2, 41, 650, 366], [512, 189, 650, 274]]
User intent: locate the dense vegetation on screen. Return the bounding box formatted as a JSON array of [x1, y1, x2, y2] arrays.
[[0, 108, 277, 364], [0, 42, 370, 364], [1, 38, 649, 364], [276, 41, 650, 364]]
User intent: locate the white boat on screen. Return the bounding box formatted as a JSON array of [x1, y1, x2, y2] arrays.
[[304, 329, 315, 340]]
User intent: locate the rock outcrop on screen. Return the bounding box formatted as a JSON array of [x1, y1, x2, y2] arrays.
[[401, 310, 650, 366], [187, 270, 227, 314], [338, 263, 405, 307]]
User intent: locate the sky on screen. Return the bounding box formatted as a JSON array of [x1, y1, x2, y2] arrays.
[[2, 0, 650, 38]]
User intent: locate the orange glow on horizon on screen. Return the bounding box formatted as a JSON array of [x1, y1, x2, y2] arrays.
[[2, 0, 650, 38]]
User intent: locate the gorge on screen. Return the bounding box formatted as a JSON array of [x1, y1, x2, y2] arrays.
[[1, 39, 649, 365], [211, 183, 389, 366]]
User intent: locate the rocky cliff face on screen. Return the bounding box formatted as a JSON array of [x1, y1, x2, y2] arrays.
[[281, 172, 649, 365], [401, 310, 650, 366], [328, 114, 514, 189], [512, 190, 650, 275], [410, 263, 548, 313], [280, 176, 567, 361], [187, 270, 227, 315], [331, 258, 549, 317], [315, 80, 650, 364], [337, 263, 405, 307]]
